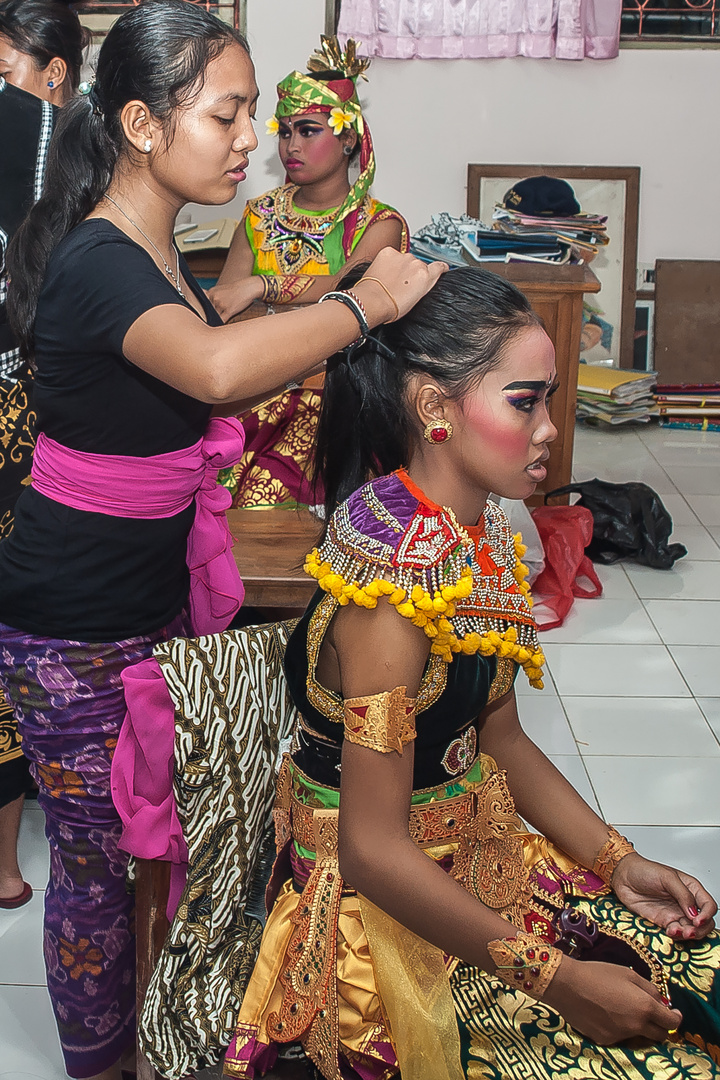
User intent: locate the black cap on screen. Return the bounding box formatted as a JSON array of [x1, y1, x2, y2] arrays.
[[503, 176, 581, 217]]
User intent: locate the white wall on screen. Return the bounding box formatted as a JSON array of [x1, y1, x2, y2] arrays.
[[192, 2, 719, 266]]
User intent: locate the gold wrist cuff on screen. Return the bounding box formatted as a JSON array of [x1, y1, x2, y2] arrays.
[[343, 686, 416, 755], [487, 931, 562, 1000], [593, 826, 635, 886]]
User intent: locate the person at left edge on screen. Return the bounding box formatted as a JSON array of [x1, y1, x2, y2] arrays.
[[0, 0, 88, 912]]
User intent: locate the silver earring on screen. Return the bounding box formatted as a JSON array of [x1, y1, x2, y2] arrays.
[[143, 139, 152, 153], [343, 144, 353, 157]]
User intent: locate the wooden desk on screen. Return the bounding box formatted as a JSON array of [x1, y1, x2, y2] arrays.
[[228, 507, 321, 610], [483, 263, 600, 504]]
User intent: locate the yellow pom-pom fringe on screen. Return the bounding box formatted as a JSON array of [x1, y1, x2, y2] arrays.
[[304, 549, 545, 688], [513, 532, 534, 609]]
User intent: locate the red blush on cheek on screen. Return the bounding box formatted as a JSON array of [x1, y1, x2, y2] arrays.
[[463, 400, 528, 456]]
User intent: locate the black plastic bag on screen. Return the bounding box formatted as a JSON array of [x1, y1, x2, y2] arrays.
[[545, 479, 687, 569]]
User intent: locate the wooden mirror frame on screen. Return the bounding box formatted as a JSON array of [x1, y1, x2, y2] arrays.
[[467, 164, 640, 369]]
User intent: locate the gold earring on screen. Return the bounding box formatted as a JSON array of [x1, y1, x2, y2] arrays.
[[423, 419, 453, 444]]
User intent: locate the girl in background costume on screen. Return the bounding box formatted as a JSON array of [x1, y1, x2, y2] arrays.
[[0, 0, 87, 912], [225, 267, 719, 1080], [210, 38, 408, 509], [0, 2, 440, 1076]]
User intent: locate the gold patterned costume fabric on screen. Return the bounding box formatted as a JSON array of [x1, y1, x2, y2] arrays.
[[0, 362, 35, 541], [219, 186, 408, 510], [222, 470, 720, 1078]]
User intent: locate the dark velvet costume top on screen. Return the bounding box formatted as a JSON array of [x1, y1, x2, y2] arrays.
[[283, 469, 544, 790]]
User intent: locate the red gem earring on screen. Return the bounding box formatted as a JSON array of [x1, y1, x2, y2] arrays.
[[423, 419, 453, 444]]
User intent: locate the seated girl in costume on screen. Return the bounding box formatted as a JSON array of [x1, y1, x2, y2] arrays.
[[210, 38, 408, 509], [224, 267, 719, 1080]]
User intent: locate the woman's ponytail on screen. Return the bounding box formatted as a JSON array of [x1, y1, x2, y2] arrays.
[[7, 96, 117, 354]]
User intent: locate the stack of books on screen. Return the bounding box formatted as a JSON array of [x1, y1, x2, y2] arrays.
[[577, 366, 658, 425], [493, 205, 609, 262], [654, 383, 720, 432], [410, 214, 570, 266]]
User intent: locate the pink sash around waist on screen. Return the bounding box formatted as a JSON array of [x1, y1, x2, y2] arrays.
[[31, 417, 246, 636]]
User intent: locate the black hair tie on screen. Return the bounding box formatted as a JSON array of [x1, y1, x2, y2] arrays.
[[343, 334, 397, 364]]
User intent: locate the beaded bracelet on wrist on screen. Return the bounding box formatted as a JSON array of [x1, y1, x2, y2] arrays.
[[318, 289, 369, 341]]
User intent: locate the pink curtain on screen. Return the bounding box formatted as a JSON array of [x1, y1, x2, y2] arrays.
[[337, 0, 623, 60]]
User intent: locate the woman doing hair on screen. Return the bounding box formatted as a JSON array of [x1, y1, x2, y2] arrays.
[[8, 0, 248, 356], [315, 265, 541, 521], [0, 0, 87, 93]]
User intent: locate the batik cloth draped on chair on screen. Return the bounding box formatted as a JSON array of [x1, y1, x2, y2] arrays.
[[337, 0, 623, 59]]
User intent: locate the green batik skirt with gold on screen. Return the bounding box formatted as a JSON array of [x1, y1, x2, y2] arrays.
[[225, 754, 720, 1080]]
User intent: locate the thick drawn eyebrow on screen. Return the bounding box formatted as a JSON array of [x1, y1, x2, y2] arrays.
[[278, 117, 325, 129], [503, 376, 561, 394], [502, 380, 547, 392]]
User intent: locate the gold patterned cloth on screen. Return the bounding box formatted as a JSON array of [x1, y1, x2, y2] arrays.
[[0, 363, 35, 540]]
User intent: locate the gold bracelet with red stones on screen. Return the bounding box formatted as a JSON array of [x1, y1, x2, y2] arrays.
[[486, 931, 562, 1000], [592, 826, 635, 887]]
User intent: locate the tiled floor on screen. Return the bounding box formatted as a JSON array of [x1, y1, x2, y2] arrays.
[[2, 422, 720, 1079]]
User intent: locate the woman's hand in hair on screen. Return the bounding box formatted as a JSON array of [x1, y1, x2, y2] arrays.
[[354, 248, 448, 324]]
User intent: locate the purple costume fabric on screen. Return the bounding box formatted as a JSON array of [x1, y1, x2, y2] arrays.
[[0, 613, 189, 1079]]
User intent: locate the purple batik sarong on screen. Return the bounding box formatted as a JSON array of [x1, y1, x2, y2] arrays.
[[0, 613, 190, 1079]]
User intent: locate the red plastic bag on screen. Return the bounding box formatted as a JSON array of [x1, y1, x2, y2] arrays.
[[530, 505, 603, 631]]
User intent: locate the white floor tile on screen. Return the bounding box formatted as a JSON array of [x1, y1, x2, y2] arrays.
[[643, 599, 720, 646], [516, 695, 578, 755], [514, 672, 558, 697], [543, 644, 690, 698], [0, 890, 47, 986], [618, 826, 720, 909], [663, 464, 720, 496], [625, 559, 720, 600], [563, 697, 719, 757], [0, 984, 65, 1080], [668, 646, 720, 697], [582, 756, 720, 826], [539, 598, 660, 645], [668, 525, 720, 561], [590, 562, 637, 600], [17, 802, 50, 892], [546, 754, 599, 813], [697, 699, 720, 743], [685, 494, 720, 528]]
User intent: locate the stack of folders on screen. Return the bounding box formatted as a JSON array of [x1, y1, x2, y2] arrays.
[[493, 205, 609, 262], [459, 230, 570, 266], [577, 366, 658, 425], [655, 383, 720, 432]]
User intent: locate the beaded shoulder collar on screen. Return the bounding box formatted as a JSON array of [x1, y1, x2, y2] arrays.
[[304, 470, 545, 688]]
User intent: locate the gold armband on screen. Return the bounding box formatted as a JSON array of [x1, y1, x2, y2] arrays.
[[343, 686, 416, 755], [593, 826, 635, 886], [486, 931, 562, 1000]]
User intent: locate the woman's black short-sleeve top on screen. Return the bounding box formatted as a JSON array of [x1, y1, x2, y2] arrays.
[[0, 218, 223, 641]]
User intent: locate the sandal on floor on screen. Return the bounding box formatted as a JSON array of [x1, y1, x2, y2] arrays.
[[0, 881, 32, 909]]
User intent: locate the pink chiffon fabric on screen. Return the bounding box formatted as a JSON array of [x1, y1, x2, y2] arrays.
[[338, 0, 623, 60], [31, 416, 246, 636], [32, 416, 246, 918]]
